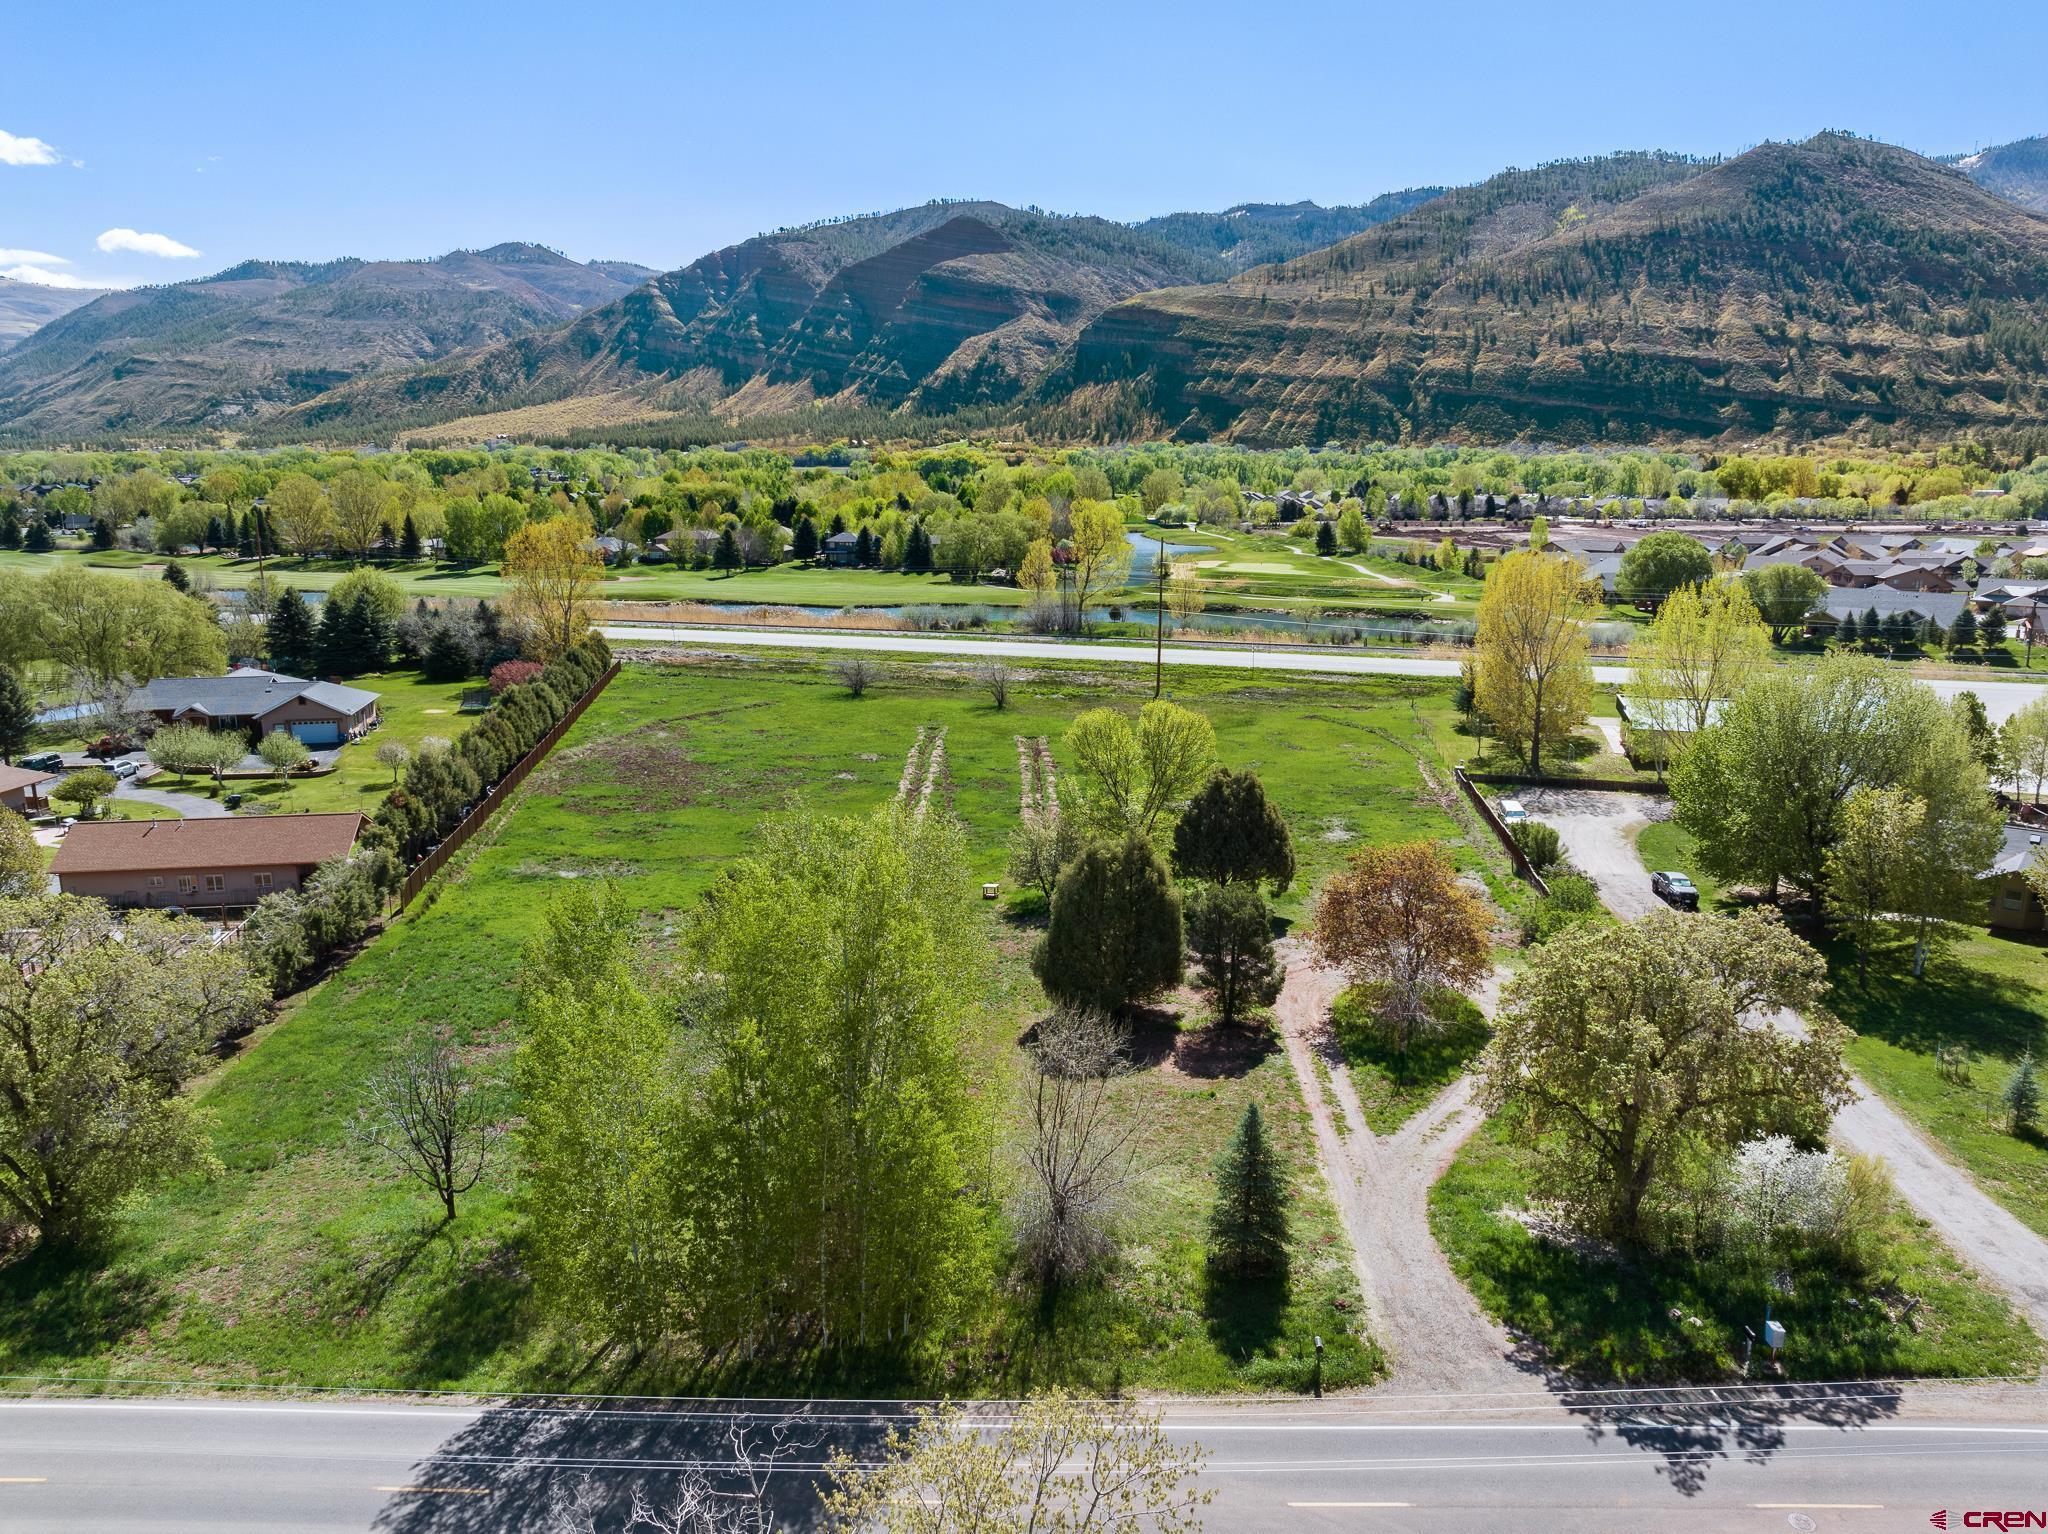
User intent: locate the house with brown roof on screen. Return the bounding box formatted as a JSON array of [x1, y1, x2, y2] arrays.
[[50, 812, 364, 911], [0, 764, 61, 814]]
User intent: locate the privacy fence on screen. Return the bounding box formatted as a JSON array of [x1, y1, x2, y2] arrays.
[[1452, 765, 1550, 896], [394, 660, 621, 912]]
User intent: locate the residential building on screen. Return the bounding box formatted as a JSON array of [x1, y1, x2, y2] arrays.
[[1988, 826, 2046, 933], [0, 764, 61, 814], [125, 669, 380, 747], [50, 812, 366, 911]]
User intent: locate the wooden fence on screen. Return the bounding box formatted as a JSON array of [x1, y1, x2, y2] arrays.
[[1452, 765, 1550, 896], [1461, 768, 1669, 795], [394, 661, 621, 912]]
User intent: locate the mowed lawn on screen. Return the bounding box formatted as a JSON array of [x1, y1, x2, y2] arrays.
[[0, 653, 1482, 1396]]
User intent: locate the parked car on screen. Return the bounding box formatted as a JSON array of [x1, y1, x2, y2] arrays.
[[20, 751, 63, 772], [113, 760, 140, 780], [1498, 798, 1528, 825], [1651, 870, 1699, 910]]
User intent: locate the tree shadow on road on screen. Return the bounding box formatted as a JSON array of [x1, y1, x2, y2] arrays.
[[370, 1401, 889, 1534]]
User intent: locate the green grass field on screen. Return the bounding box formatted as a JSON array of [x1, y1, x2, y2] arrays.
[[1328, 986, 1490, 1134], [1431, 1119, 2042, 1382], [1625, 817, 2048, 1240], [0, 654, 1503, 1396]]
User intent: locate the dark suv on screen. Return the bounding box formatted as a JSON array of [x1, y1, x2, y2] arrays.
[[1651, 870, 1699, 911]]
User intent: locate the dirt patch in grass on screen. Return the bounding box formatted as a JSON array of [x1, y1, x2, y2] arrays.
[[545, 722, 711, 798]]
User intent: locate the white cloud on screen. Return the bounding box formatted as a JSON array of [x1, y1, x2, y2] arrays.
[[97, 227, 200, 259], [0, 264, 103, 289], [0, 130, 62, 167], [0, 248, 66, 266]]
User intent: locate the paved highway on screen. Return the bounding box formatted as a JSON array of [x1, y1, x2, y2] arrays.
[[3, 1390, 2045, 1532], [598, 625, 2048, 723]]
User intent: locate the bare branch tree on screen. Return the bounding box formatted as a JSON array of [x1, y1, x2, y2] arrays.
[[976, 659, 1015, 710], [835, 655, 876, 698], [1015, 1008, 1144, 1286], [352, 1031, 499, 1221]]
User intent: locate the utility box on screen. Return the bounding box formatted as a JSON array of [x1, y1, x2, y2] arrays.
[[982, 882, 1000, 900], [1763, 1319, 1787, 1351]]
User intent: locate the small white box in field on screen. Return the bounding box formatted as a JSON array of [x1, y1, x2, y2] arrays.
[[1763, 1319, 1787, 1350], [982, 882, 1000, 900]]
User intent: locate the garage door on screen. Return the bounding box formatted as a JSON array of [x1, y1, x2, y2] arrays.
[[288, 721, 340, 746]]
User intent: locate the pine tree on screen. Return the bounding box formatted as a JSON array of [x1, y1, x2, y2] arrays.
[[1861, 605, 1882, 642], [161, 560, 189, 593], [1947, 607, 1978, 651], [793, 516, 819, 562], [267, 588, 318, 674], [90, 517, 116, 550], [0, 515, 21, 551], [1315, 521, 1337, 556], [2006, 1050, 2040, 1137], [1207, 1102, 1289, 1278], [399, 511, 422, 561], [0, 666, 33, 763], [713, 524, 742, 571], [854, 526, 874, 566], [24, 521, 51, 553], [1980, 605, 2009, 648], [1836, 611, 1859, 646]]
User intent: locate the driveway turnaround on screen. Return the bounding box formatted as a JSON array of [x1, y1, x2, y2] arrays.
[[600, 625, 2048, 722], [109, 783, 231, 819], [3, 1391, 2045, 1532]]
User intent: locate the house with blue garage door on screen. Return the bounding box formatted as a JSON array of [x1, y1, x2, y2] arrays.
[[125, 668, 381, 747]]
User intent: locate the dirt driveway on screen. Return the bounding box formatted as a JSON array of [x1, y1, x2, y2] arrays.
[[1515, 787, 1669, 918], [1536, 790, 2048, 1338]]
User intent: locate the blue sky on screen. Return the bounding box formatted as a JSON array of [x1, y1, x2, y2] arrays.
[[5, 0, 2046, 289]]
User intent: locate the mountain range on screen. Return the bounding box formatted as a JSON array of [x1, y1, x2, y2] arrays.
[[2, 132, 2046, 446], [0, 278, 108, 353]]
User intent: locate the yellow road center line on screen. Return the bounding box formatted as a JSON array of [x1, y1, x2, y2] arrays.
[[375, 1485, 489, 1495]]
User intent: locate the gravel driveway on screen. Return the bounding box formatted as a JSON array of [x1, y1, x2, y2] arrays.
[[1537, 791, 2048, 1338], [1275, 943, 1530, 1393]]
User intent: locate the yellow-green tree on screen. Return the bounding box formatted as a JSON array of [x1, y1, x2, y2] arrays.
[[1474, 550, 1593, 772], [1630, 577, 1771, 737], [502, 513, 601, 661], [1066, 502, 1133, 632]]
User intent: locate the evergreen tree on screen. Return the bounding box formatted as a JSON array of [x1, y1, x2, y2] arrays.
[[237, 511, 257, 556], [906, 523, 933, 571], [316, 592, 358, 677], [1172, 767, 1295, 890], [1883, 611, 1915, 652], [204, 515, 225, 552], [1947, 607, 1978, 651], [1207, 1102, 1289, 1278], [1836, 611, 1859, 646], [1860, 605, 1882, 643], [161, 560, 189, 593], [267, 588, 318, 674], [1031, 834, 1183, 1014], [1315, 520, 1337, 556], [422, 622, 477, 681], [1980, 605, 2009, 648], [90, 517, 116, 551], [0, 514, 18, 551], [793, 516, 819, 562], [1185, 883, 1283, 1027], [854, 526, 874, 566], [829, 511, 847, 535], [23, 521, 51, 553], [0, 667, 33, 763], [399, 511, 422, 561], [2006, 1050, 2040, 1137], [713, 524, 742, 571]]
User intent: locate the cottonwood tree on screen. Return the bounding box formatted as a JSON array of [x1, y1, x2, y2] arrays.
[[1615, 531, 1713, 607], [1066, 701, 1215, 840], [1823, 786, 1919, 984], [1185, 883, 1282, 1028], [1065, 502, 1134, 632], [0, 896, 268, 1244], [267, 473, 334, 557], [353, 1031, 499, 1221], [1015, 1008, 1142, 1285], [823, 1391, 1211, 1534], [1208, 1102, 1288, 1279], [1480, 910, 1851, 1243], [1741, 562, 1828, 634], [1630, 578, 1771, 737], [1474, 550, 1593, 772], [328, 469, 394, 562], [1171, 767, 1294, 890], [40, 566, 227, 692], [1033, 833, 1184, 1016], [1311, 841, 1491, 1046], [1671, 654, 1956, 900], [503, 514, 602, 661]]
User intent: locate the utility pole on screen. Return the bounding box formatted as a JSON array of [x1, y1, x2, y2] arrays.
[[1154, 528, 1168, 699]]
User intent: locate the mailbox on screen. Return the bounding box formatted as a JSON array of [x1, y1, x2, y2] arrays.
[[1763, 1319, 1787, 1351]]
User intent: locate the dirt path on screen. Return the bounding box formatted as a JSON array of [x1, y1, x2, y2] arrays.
[[1534, 791, 2048, 1338], [1274, 942, 1528, 1392]]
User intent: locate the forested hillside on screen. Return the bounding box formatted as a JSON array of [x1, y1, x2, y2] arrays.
[[1051, 136, 2048, 444], [1954, 134, 2048, 213], [0, 245, 655, 439], [1135, 191, 1446, 272], [0, 278, 109, 353], [256, 203, 1234, 442]]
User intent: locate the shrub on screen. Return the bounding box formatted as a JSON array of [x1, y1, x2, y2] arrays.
[[1032, 834, 1182, 1014], [1511, 819, 1563, 873], [1519, 873, 1608, 946], [490, 659, 543, 694]]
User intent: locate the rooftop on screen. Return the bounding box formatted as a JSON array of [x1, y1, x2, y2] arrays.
[[49, 812, 366, 876]]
